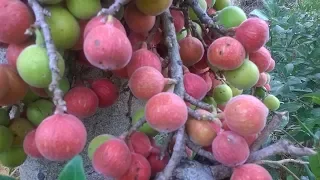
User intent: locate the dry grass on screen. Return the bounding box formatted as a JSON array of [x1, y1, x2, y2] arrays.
[[0, 164, 20, 179]]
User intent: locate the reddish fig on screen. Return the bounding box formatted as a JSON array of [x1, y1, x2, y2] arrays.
[[0, 0, 34, 44], [249, 47, 271, 73], [207, 37, 246, 70], [90, 79, 119, 108], [112, 67, 129, 79], [129, 67, 169, 100], [255, 73, 268, 87], [147, 152, 169, 176], [35, 114, 87, 161], [231, 163, 272, 180], [243, 133, 258, 146], [117, 153, 151, 180], [84, 21, 132, 70], [184, 73, 208, 100], [64, 86, 99, 118], [266, 58, 275, 72], [264, 84, 271, 91], [23, 130, 43, 158], [124, 2, 155, 34], [126, 43, 162, 77], [170, 9, 185, 32], [212, 131, 249, 167], [224, 95, 269, 136], [83, 15, 126, 38], [179, 36, 205, 66], [128, 131, 159, 157], [145, 92, 188, 132], [189, 54, 210, 75], [6, 41, 33, 70], [235, 17, 269, 53], [93, 138, 132, 178]]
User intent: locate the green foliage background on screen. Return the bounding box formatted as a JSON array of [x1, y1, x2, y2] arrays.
[[251, 0, 320, 179]]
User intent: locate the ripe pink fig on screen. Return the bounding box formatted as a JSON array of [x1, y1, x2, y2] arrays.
[[170, 9, 184, 32], [189, 54, 210, 75], [264, 84, 271, 91], [249, 47, 271, 73], [231, 163, 272, 180], [224, 95, 269, 136], [124, 2, 155, 34], [90, 78, 119, 108], [179, 35, 205, 66], [147, 151, 169, 176], [84, 22, 132, 70], [112, 67, 129, 79], [243, 133, 258, 146], [129, 66, 171, 100], [93, 138, 132, 178], [184, 73, 208, 100], [117, 153, 151, 180], [128, 131, 159, 158], [64, 86, 99, 118], [35, 114, 87, 161], [207, 37, 246, 70], [6, 40, 33, 70], [126, 43, 162, 77], [255, 72, 268, 87], [83, 15, 126, 38], [266, 58, 275, 72], [235, 17, 270, 53], [212, 131, 250, 167], [145, 92, 188, 132], [23, 129, 43, 159]]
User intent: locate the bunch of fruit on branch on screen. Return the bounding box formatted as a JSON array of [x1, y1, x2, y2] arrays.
[[0, 0, 312, 180]]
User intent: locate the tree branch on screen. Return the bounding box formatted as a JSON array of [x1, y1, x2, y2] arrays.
[[188, 107, 220, 121], [247, 139, 317, 162], [119, 118, 146, 139], [256, 159, 309, 165], [97, 0, 130, 16], [185, 137, 216, 162], [250, 111, 288, 152], [28, 0, 66, 114], [184, 93, 214, 112], [209, 165, 232, 180]]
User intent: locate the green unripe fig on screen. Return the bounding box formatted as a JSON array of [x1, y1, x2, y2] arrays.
[[254, 87, 266, 98], [45, 77, 70, 97], [135, 0, 173, 16], [45, 5, 81, 49], [66, 0, 101, 20], [132, 108, 158, 136], [224, 59, 260, 90], [17, 44, 65, 88], [176, 29, 187, 41], [0, 109, 10, 126], [189, 0, 207, 20], [22, 88, 40, 106], [37, 0, 63, 4], [203, 96, 217, 108], [212, 84, 233, 104], [263, 94, 280, 111], [230, 85, 243, 97], [217, 6, 247, 28], [87, 134, 114, 160], [0, 126, 13, 152], [0, 147, 27, 168], [214, 0, 231, 10], [27, 99, 54, 126], [8, 118, 34, 138], [11, 135, 24, 148]]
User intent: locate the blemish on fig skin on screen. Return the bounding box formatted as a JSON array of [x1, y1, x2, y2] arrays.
[[94, 40, 100, 46]]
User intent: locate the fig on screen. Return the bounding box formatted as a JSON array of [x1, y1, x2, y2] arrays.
[[117, 153, 151, 180], [231, 163, 272, 180], [179, 35, 205, 67], [132, 108, 158, 136], [207, 36, 246, 70], [22, 88, 41, 105], [147, 151, 169, 176], [171, 9, 185, 32], [189, 0, 207, 20], [90, 78, 119, 108], [9, 118, 34, 138], [128, 131, 159, 157], [35, 113, 87, 161], [145, 92, 188, 133], [217, 6, 247, 28], [135, 0, 173, 16], [213, 84, 233, 104], [214, 0, 231, 10], [45, 77, 70, 97], [230, 85, 243, 97], [88, 134, 114, 160], [263, 94, 280, 111], [266, 58, 275, 72], [23, 130, 43, 158], [255, 72, 268, 87], [224, 95, 269, 136], [26, 99, 54, 126], [66, 0, 101, 20], [6, 40, 34, 70], [176, 29, 187, 41], [184, 73, 208, 100], [249, 47, 272, 73], [0, 147, 27, 168]]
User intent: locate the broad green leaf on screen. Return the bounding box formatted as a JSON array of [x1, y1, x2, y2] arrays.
[[285, 63, 294, 74], [302, 92, 320, 105], [309, 150, 320, 179], [0, 175, 15, 180], [278, 102, 303, 112], [249, 9, 269, 20], [293, 115, 317, 139], [58, 155, 86, 180]]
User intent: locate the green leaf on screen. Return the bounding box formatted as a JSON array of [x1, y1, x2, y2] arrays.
[[302, 92, 320, 105], [309, 150, 320, 179], [249, 9, 269, 20], [0, 175, 15, 180], [58, 155, 86, 180], [278, 102, 303, 112]]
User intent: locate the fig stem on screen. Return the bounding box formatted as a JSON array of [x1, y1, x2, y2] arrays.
[[185, 136, 216, 162], [119, 117, 146, 140], [165, 78, 178, 85], [34, 27, 45, 47], [97, 0, 130, 16], [28, 0, 66, 114], [184, 93, 214, 112]]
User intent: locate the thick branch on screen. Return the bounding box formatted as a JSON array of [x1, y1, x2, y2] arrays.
[[28, 0, 66, 114], [185, 137, 216, 162], [247, 139, 317, 162], [210, 165, 232, 180], [97, 0, 130, 16], [256, 159, 309, 165], [188, 107, 219, 121], [119, 118, 146, 139], [250, 111, 288, 152], [184, 93, 214, 112]]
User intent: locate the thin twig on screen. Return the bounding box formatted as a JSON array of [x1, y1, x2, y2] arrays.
[[119, 118, 146, 139], [256, 159, 309, 165], [250, 111, 288, 152], [184, 93, 214, 112], [97, 0, 130, 16], [185, 137, 216, 162], [28, 0, 66, 114], [188, 107, 219, 121]]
